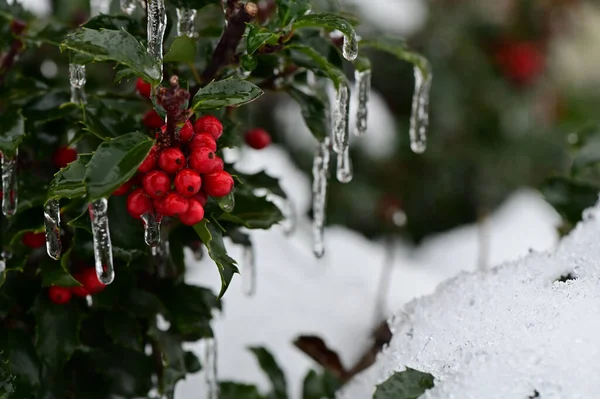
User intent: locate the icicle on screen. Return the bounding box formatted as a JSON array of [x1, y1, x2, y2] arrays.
[[374, 236, 394, 324], [204, 337, 219, 399], [311, 138, 330, 258], [336, 147, 353, 183], [89, 199, 114, 285], [280, 197, 297, 236], [1, 151, 18, 217], [90, 0, 111, 17], [331, 83, 350, 155], [69, 63, 86, 104], [120, 0, 136, 15], [218, 192, 235, 212], [354, 68, 371, 136], [408, 65, 432, 154], [342, 30, 358, 61], [241, 242, 256, 297], [147, 0, 167, 65], [176, 8, 196, 37], [141, 212, 163, 247], [44, 199, 62, 260]]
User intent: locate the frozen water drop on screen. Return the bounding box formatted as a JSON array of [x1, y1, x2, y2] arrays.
[[409, 65, 432, 154], [204, 337, 219, 399], [120, 0, 136, 15], [89, 199, 114, 285], [141, 212, 163, 247], [342, 30, 358, 61], [69, 63, 86, 104], [241, 241, 256, 297], [90, 0, 110, 16], [147, 0, 167, 65], [336, 147, 353, 183], [312, 138, 330, 258], [44, 199, 62, 260], [332, 83, 350, 155], [176, 8, 196, 37], [354, 68, 371, 136], [218, 192, 235, 212], [1, 151, 18, 217]]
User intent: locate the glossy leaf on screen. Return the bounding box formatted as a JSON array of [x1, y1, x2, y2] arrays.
[[293, 13, 356, 51], [220, 382, 265, 399], [235, 170, 287, 199], [83, 97, 140, 139], [47, 157, 89, 200], [248, 347, 287, 399], [191, 77, 264, 111], [373, 368, 435, 399], [193, 219, 239, 298], [275, 0, 310, 27], [38, 258, 80, 288], [540, 176, 599, 225], [287, 86, 328, 141], [85, 132, 154, 201], [219, 192, 284, 229], [164, 36, 196, 64], [0, 111, 25, 158], [360, 36, 431, 81], [246, 24, 280, 55], [104, 312, 143, 352], [302, 369, 341, 399], [60, 28, 162, 85], [83, 15, 144, 37], [287, 45, 347, 89]]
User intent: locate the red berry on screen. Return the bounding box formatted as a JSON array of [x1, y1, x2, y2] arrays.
[[52, 147, 78, 168], [245, 128, 272, 150], [139, 146, 159, 173], [71, 284, 90, 298], [193, 190, 208, 206], [48, 286, 72, 305], [189, 148, 221, 174], [189, 133, 217, 152], [142, 170, 171, 199], [160, 120, 195, 143], [142, 109, 164, 130], [179, 199, 205, 226], [74, 268, 105, 295], [158, 148, 186, 174], [156, 192, 189, 217], [127, 188, 153, 219], [174, 169, 202, 197], [494, 41, 545, 86], [213, 156, 224, 172], [203, 170, 234, 197], [194, 115, 223, 140], [22, 231, 46, 249], [113, 179, 134, 196], [136, 78, 152, 98]]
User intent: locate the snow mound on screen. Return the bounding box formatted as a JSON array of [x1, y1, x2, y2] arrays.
[[340, 202, 600, 399]]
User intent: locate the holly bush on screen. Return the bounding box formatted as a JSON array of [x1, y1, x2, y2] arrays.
[[0, 0, 429, 397]]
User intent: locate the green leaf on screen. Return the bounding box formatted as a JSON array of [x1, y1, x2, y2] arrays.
[[540, 176, 599, 225], [38, 258, 80, 288], [360, 36, 431, 81], [275, 0, 310, 27], [246, 24, 281, 55], [164, 36, 196, 63], [191, 77, 264, 111], [83, 97, 140, 139], [0, 330, 41, 390], [293, 13, 357, 58], [219, 381, 265, 399], [147, 326, 191, 393], [47, 157, 89, 200], [219, 192, 284, 229], [184, 351, 202, 373], [60, 28, 162, 85], [166, 0, 214, 9], [104, 312, 143, 352], [373, 368, 435, 399], [193, 219, 239, 298], [0, 111, 25, 158], [302, 369, 341, 399], [571, 136, 600, 174], [236, 170, 287, 199], [83, 15, 143, 37], [23, 91, 75, 123], [32, 295, 83, 370], [287, 45, 347, 89], [248, 347, 287, 399], [287, 86, 328, 141], [85, 132, 154, 201], [88, 346, 153, 397]]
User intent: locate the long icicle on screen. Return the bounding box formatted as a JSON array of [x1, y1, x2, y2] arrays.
[[44, 199, 62, 260], [204, 336, 219, 399], [120, 0, 137, 15], [336, 146, 353, 183], [69, 63, 86, 104], [147, 0, 167, 65], [312, 138, 331, 258], [176, 8, 196, 37], [408, 65, 432, 154], [331, 83, 350, 155], [354, 68, 371, 136], [241, 240, 256, 297], [1, 151, 18, 217], [89, 199, 115, 285]]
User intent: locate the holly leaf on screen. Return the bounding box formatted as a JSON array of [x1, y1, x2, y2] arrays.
[[83, 15, 144, 37], [38, 258, 80, 288], [47, 156, 89, 200], [287, 44, 347, 89], [293, 13, 357, 60], [287, 86, 328, 141], [104, 312, 143, 352], [193, 219, 239, 298], [246, 24, 281, 55], [83, 97, 139, 139], [0, 111, 25, 159], [302, 369, 341, 399], [360, 36, 431, 82], [220, 382, 265, 399], [219, 192, 284, 229], [85, 132, 154, 201], [147, 326, 193, 394], [275, 0, 310, 27], [373, 368, 435, 399], [248, 347, 287, 399], [0, 330, 41, 391], [164, 36, 196, 63], [540, 176, 599, 225], [235, 170, 287, 199], [22, 91, 75, 123], [60, 28, 162, 85], [191, 77, 263, 111]]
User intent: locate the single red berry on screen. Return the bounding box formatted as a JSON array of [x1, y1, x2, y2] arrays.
[[71, 284, 90, 298], [113, 179, 134, 196], [189, 133, 217, 152], [203, 170, 234, 197], [189, 148, 221, 174], [142, 170, 171, 199], [75, 268, 106, 295], [52, 146, 78, 169], [142, 109, 164, 130], [494, 41, 545, 86], [156, 192, 189, 217], [194, 115, 223, 140], [22, 231, 46, 249], [179, 199, 205, 226], [193, 190, 208, 206], [245, 128, 272, 149], [213, 156, 224, 172], [136, 78, 152, 98], [174, 169, 202, 197], [127, 188, 153, 219], [139, 146, 159, 173], [48, 286, 72, 305], [158, 148, 186, 174]]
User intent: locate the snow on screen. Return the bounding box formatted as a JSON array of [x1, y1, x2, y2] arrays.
[[340, 203, 600, 399], [176, 143, 560, 399]]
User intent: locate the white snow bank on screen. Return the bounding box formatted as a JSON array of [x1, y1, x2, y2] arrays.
[[339, 202, 600, 399]]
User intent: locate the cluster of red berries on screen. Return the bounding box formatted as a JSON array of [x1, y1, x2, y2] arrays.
[[47, 268, 106, 305]]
